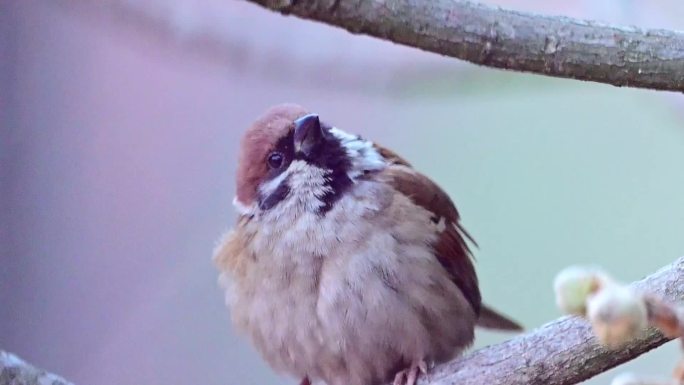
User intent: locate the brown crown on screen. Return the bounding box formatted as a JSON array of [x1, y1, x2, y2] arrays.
[[235, 103, 309, 206]]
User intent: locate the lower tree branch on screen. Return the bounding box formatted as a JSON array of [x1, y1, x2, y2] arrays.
[[247, 0, 684, 93], [3, 258, 683, 385], [0, 351, 73, 385], [416, 256, 684, 385]]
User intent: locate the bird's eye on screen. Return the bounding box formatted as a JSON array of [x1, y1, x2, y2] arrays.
[[267, 152, 284, 169]]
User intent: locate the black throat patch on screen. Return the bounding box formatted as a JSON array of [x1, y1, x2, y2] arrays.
[[257, 124, 357, 214], [297, 124, 353, 215], [318, 167, 352, 214]]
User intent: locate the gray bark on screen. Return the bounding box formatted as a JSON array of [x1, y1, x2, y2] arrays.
[[415, 256, 684, 385], [0, 351, 73, 385], [3, 257, 684, 385], [247, 0, 684, 92]]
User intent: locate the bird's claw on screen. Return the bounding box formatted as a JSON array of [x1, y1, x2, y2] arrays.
[[393, 360, 429, 385]]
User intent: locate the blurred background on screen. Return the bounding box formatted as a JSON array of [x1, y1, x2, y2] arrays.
[[2, 0, 684, 384]]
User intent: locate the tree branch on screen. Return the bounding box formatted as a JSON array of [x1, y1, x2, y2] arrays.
[[247, 0, 684, 93], [416, 256, 684, 385], [1, 258, 683, 385], [0, 351, 73, 385]]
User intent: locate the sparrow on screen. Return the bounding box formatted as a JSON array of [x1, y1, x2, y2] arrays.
[[214, 104, 522, 385]]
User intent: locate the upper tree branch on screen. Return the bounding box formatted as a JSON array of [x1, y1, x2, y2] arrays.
[[248, 0, 684, 92]]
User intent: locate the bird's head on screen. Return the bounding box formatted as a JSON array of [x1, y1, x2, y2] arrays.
[[234, 104, 385, 216]]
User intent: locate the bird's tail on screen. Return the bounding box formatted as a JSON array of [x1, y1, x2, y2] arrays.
[[477, 304, 523, 331]]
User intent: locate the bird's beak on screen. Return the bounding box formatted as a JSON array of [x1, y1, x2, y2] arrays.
[[294, 113, 323, 159]]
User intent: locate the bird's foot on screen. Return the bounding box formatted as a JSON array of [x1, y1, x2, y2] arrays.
[[393, 360, 429, 385]]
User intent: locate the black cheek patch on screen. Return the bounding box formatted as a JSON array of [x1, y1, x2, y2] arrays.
[[258, 179, 291, 211]]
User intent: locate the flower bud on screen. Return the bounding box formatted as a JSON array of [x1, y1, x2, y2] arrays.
[[587, 284, 648, 348], [554, 266, 610, 316]]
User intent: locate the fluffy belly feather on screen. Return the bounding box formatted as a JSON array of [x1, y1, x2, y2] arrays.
[[220, 188, 476, 385], [228, 250, 475, 385]]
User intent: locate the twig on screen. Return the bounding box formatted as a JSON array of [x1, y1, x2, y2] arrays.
[[0, 350, 73, 385], [246, 0, 684, 93]]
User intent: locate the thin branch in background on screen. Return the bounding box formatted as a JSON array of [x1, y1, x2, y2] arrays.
[[48, 0, 442, 94], [247, 0, 684, 93]]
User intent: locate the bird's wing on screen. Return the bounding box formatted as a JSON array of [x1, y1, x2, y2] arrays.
[[377, 150, 522, 331], [381, 163, 481, 314]]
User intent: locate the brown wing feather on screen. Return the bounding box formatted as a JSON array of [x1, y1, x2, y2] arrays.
[[373, 143, 412, 167], [381, 164, 481, 315], [381, 162, 523, 331]]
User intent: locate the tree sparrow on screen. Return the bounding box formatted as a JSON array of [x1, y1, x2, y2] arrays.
[[214, 104, 522, 385]]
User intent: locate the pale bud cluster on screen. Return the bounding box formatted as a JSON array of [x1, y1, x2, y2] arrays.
[[553, 266, 610, 316], [553, 266, 647, 348], [554, 265, 684, 385], [586, 284, 648, 348]]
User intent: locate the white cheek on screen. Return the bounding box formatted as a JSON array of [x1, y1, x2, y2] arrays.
[[258, 168, 290, 198], [232, 197, 256, 216], [254, 161, 332, 240]]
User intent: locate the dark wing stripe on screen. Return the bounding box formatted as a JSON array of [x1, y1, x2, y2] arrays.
[[382, 165, 482, 314], [434, 225, 481, 314]]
